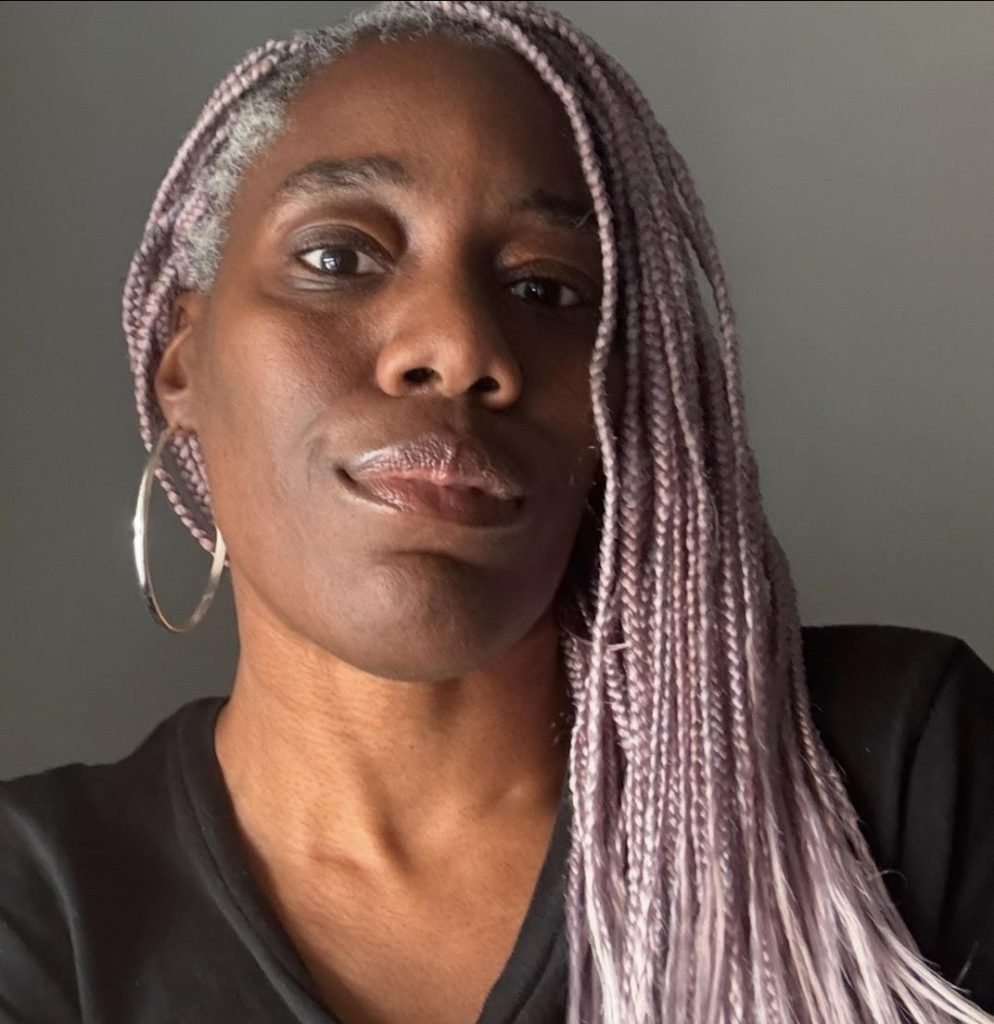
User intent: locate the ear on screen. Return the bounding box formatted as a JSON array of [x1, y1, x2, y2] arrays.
[[155, 290, 209, 432]]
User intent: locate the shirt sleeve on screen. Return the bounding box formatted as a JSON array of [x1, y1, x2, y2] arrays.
[[0, 775, 81, 1023], [896, 636, 994, 1011]]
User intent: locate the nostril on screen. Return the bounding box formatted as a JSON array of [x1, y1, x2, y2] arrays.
[[404, 367, 434, 385]]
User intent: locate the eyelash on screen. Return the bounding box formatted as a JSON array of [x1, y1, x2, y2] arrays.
[[292, 234, 593, 310]]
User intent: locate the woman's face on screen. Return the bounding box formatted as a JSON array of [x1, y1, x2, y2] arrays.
[[158, 32, 621, 683]]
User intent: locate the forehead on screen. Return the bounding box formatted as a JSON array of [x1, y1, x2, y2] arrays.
[[258, 33, 590, 201]]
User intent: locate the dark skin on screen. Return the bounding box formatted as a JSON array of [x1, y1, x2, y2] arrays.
[[156, 32, 622, 1023]]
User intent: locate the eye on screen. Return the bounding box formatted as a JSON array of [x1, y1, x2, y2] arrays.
[[508, 277, 587, 309], [296, 242, 385, 277]]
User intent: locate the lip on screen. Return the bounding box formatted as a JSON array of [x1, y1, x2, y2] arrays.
[[339, 431, 529, 530], [347, 432, 526, 499], [339, 470, 527, 529]]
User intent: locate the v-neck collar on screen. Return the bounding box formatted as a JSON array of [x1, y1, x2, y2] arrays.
[[173, 695, 571, 1023]]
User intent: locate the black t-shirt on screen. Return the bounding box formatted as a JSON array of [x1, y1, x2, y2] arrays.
[[2, 623, 993, 1022]]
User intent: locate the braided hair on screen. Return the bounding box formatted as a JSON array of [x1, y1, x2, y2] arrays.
[[121, 3, 993, 1021]]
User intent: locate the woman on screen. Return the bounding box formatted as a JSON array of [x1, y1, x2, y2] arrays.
[[2, 2, 992, 1021]]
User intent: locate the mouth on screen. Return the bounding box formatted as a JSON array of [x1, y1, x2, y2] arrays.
[[337, 468, 528, 530]]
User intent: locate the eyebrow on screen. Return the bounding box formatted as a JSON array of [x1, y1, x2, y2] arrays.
[[270, 155, 599, 236]]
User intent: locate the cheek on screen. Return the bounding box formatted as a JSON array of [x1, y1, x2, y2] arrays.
[[194, 319, 340, 554], [205, 299, 363, 452], [524, 346, 606, 500]]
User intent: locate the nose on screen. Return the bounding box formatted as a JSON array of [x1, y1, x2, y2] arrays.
[[373, 271, 523, 410]]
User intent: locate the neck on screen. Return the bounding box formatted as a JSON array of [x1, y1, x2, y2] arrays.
[[213, 598, 573, 879]]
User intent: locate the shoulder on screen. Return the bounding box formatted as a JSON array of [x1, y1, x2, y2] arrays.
[[800, 622, 994, 1001], [0, 696, 228, 853], [0, 761, 107, 1019], [0, 704, 175, 889], [0, 697, 225, 1020], [0, 699, 197, 831], [0, 696, 224, 903], [800, 621, 979, 724], [799, 623, 984, 818], [799, 623, 993, 839]]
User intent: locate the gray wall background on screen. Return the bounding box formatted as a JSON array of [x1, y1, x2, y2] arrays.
[[2, 2, 991, 778]]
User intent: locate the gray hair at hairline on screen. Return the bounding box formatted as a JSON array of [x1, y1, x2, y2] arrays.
[[179, 10, 504, 293]]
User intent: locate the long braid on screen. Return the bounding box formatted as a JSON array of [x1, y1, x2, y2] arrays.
[[522, 8, 759, 1013], [121, 3, 994, 1021], [532, 26, 680, 1015]]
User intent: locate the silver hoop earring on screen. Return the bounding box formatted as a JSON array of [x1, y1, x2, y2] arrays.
[[132, 424, 226, 634]]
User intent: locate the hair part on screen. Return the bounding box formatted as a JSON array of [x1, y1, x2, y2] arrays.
[[122, 3, 994, 1021]]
